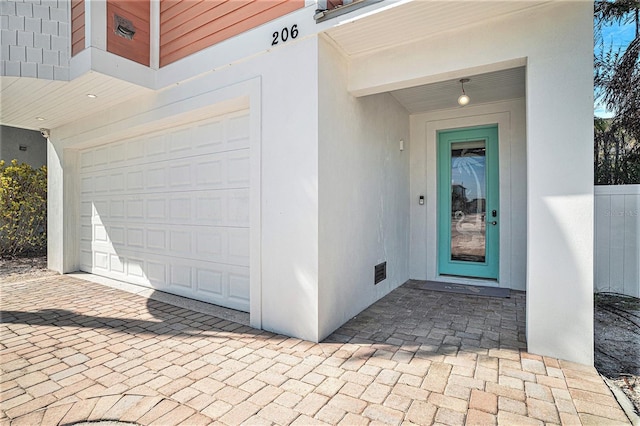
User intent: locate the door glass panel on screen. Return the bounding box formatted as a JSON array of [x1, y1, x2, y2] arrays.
[[450, 141, 486, 263]]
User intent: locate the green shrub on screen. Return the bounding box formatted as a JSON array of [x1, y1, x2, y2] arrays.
[[0, 160, 47, 257]]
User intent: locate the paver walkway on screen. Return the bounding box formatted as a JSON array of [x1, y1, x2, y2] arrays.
[[1, 275, 631, 425]]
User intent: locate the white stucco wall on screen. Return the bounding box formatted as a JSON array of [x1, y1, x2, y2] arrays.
[[409, 99, 527, 291], [346, 3, 594, 364], [49, 36, 321, 342], [317, 36, 410, 340]]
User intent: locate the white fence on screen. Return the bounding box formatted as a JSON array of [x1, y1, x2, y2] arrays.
[[594, 185, 640, 297]]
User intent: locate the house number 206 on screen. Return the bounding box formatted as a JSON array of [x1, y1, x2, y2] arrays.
[[272, 24, 299, 46]]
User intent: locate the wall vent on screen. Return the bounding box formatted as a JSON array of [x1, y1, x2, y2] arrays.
[[374, 262, 386, 285], [114, 14, 136, 40]]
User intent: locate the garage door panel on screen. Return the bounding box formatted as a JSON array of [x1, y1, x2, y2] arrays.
[[80, 249, 92, 269], [94, 251, 109, 271], [127, 170, 144, 190], [227, 114, 250, 141], [110, 254, 125, 274], [80, 200, 93, 217], [81, 151, 93, 169], [147, 165, 167, 189], [127, 227, 145, 247], [228, 190, 250, 225], [169, 229, 192, 254], [170, 264, 192, 289], [85, 222, 248, 265], [228, 270, 250, 301], [79, 111, 251, 313], [110, 200, 125, 218], [169, 129, 192, 153], [169, 196, 191, 221], [83, 150, 249, 195], [227, 151, 250, 185], [170, 163, 193, 188], [94, 224, 108, 242], [146, 228, 167, 251], [110, 226, 125, 245], [195, 158, 224, 186], [194, 121, 223, 149], [81, 176, 93, 194], [126, 140, 145, 161], [110, 173, 125, 192], [93, 200, 108, 217], [194, 265, 249, 311], [94, 146, 109, 167], [79, 241, 250, 311], [90, 190, 248, 228], [126, 258, 146, 280], [109, 143, 126, 164], [127, 199, 145, 219], [195, 230, 224, 259], [196, 269, 223, 297], [81, 115, 249, 175], [94, 175, 110, 193], [146, 198, 167, 220], [81, 224, 92, 242], [195, 194, 224, 224], [196, 189, 249, 226], [228, 229, 250, 265], [147, 261, 167, 286], [144, 135, 166, 158]]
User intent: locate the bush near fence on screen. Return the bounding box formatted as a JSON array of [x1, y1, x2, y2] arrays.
[[0, 160, 47, 257]]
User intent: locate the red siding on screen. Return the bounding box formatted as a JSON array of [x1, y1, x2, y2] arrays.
[[71, 0, 85, 56], [107, 0, 151, 66], [160, 0, 304, 67]]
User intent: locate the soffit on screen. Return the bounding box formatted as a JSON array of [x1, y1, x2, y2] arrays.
[[0, 72, 152, 131], [390, 66, 526, 113], [324, 0, 548, 57]]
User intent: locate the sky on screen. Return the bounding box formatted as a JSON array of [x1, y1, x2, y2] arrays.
[[594, 19, 637, 118]]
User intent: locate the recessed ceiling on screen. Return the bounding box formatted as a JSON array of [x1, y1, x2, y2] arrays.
[[325, 1, 548, 57], [0, 72, 152, 131], [390, 67, 526, 113]]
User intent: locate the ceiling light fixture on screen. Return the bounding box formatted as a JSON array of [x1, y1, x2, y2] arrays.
[[87, 94, 97, 99], [457, 78, 470, 106], [36, 117, 45, 121]]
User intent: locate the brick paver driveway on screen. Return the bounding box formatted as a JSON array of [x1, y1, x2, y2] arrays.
[[1, 275, 631, 425]]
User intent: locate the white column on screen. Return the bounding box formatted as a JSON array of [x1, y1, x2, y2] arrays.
[[47, 138, 79, 274], [47, 138, 63, 273], [525, 2, 594, 365]]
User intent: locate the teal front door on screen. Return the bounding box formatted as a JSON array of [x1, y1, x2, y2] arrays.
[[437, 125, 499, 279]]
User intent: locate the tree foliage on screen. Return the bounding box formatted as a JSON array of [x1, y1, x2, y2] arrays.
[[0, 160, 47, 257], [594, 0, 640, 184]]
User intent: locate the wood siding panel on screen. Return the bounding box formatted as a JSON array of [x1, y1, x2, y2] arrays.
[[160, 0, 304, 67], [71, 0, 85, 56], [107, 0, 151, 66]]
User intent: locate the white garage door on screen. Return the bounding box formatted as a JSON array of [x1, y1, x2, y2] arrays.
[[79, 111, 251, 312]]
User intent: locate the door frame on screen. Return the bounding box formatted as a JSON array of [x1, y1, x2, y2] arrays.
[[409, 106, 521, 288], [437, 125, 499, 279]]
